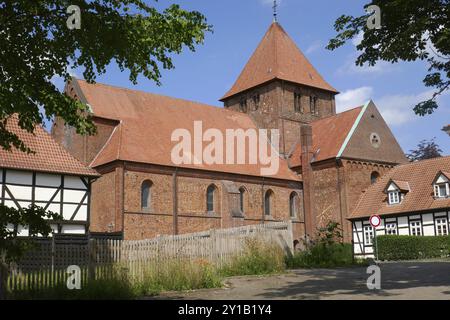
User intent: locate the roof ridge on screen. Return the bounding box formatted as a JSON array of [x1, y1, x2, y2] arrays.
[[394, 155, 450, 170], [76, 79, 249, 118], [310, 105, 364, 124]]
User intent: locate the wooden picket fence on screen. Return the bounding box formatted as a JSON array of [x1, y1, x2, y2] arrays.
[[7, 221, 293, 292]]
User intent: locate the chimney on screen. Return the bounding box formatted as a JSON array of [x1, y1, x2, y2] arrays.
[[300, 124, 316, 240]]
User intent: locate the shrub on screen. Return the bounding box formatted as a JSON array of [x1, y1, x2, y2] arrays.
[[219, 238, 286, 277], [286, 243, 362, 268], [377, 235, 450, 261]]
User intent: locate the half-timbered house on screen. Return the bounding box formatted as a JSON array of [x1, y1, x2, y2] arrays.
[[350, 156, 450, 258], [0, 116, 99, 236]]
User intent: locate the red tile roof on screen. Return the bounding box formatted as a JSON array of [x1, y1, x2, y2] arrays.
[[350, 156, 450, 219], [288, 106, 363, 167], [0, 115, 99, 177], [221, 23, 338, 101], [76, 80, 299, 181], [387, 180, 410, 192]]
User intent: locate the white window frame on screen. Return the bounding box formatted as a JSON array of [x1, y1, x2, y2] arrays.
[[385, 223, 397, 235], [434, 183, 449, 198], [436, 218, 449, 236], [388, 191, 401, 205], [410, 221, 422, 236], [364, 226, 374, 246]]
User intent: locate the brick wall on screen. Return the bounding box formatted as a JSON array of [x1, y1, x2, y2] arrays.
[[52, 116, 117, 165], [90, 170, 116, 233], [90, 163, 305, 242], [223, 80, 336, 156]]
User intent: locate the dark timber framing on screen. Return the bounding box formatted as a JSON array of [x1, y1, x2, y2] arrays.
[[0, 168, 92, 235], [351, 208, 450, 258]]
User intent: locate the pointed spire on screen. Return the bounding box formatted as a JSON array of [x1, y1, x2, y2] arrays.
[[273, 0, 278, 23], [220, 23, 338, 101]]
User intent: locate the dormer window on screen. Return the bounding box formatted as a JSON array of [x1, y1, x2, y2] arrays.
[[388, 191, 401, 205], [433, 172, 450, 198], [385, 180, 409, 205]]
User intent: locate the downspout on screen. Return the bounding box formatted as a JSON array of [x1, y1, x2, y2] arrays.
[[172, 167, 179, 235], [336, 159, 345, 238], [121, 162, 125, 239], [261, 177, 265, 224], [301, 179, 308, 244]]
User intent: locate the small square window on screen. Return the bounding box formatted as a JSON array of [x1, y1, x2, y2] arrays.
[[386, 223, 397, 235], [434, 183, 449, 198], [364, 226, 374, 245], [388, 191, 401, 205], [436, 218, 448, 236], [410, 221, 422, 236]]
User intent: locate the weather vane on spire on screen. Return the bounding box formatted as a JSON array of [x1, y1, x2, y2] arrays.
[[273, 0, 278, 23]]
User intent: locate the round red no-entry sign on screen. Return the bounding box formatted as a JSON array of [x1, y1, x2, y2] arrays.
[[370, 215, 381, 228]]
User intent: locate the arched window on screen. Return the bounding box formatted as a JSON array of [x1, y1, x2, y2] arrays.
[[264, 190, 273, 216], [206, 185, 217, 212], [371, 171, 380, 184], [141, 180, 153, 210], [239, 187, 246, 214], [289, 192, 299, 218]]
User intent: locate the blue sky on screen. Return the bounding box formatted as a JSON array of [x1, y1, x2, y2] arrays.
[[53, 0, 449, 155]]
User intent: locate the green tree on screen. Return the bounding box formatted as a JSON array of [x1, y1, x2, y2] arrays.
[[327, 0, 449, 116], [0, 205, 62, 299], [0, 0, 212, 152], [406, 138, 443, 161], [316, 221, 344, 246]]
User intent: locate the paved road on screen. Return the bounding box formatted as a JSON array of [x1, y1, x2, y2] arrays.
[[150, 262, 450, 300]]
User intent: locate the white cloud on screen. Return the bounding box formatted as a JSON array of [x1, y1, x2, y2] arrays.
[[305, 40, 323, 55], [351, 31, 364, 47], [376, 90, 439, 126], [337, 86, 448, 127], [336, 86, 373, 112], [337, 54, 397, 76]]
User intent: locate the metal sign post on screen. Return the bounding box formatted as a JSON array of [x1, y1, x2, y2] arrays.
[[369, 215, 381, 262]]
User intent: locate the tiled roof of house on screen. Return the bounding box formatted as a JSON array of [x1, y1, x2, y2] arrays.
[[441, 171, 450, 179], [0, 115, 99, 177], [350, 156, 450, 219], [288, 106, 363, 167], [220, 22, 338, 101], [75, 80, 299, 181], [388, 180, 410, 192]]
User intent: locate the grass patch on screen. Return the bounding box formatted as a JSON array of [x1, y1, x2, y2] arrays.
[[136, 259, 222, 296], [219, 238, 286, 277], [7, 236, 365, 299], [8, 273, 136, 300], [286, 243, 367, 269]]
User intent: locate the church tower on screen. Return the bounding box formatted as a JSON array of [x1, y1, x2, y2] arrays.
[[220, 22, 338, 157]]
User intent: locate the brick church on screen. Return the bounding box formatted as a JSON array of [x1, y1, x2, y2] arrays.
[[52, 22, 408, 243]]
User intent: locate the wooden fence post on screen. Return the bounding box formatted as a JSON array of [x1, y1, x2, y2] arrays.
[[210, 229, 217, 265], [51, 236, 55, 273], [88, 239, 96, 281]]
